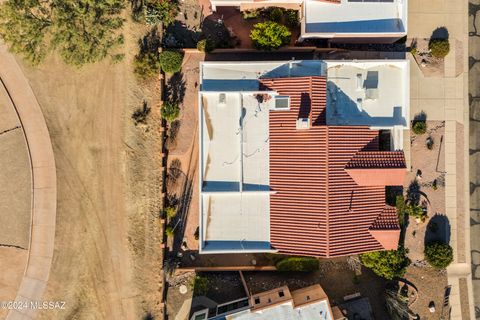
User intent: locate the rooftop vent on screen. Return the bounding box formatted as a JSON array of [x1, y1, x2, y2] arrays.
[[218, 93, 226, 107], [296, 118, 311, 130], [272, 96, 290, 111]]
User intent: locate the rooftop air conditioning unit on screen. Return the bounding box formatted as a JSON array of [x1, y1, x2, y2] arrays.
[[272, 96, 290, 111], [218, 93, 226, 107], [296, 118, 310, 130]]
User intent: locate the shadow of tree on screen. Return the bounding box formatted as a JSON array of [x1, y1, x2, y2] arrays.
[[138, 26, 162, 54], [424, 214, 451, 245], [164, 21, 202, 48], [431, 26, 449, 40], [165, 72, 186, 104]]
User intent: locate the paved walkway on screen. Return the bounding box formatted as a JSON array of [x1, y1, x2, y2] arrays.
[[409, 0, 473, 317], [0, 43, 57, 320]]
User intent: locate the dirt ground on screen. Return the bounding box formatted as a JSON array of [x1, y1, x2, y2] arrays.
[[405, 121, 446, 261], [165, 53, 203, 253], [411, 38, 445, 78], [0, 78, 31, 249], [15, 16, 164, 320], [0, 247, 28, 319], [405, 265, 448, 320]]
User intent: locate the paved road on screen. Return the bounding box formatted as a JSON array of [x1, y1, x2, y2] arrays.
[[0, 42, 57, 320]]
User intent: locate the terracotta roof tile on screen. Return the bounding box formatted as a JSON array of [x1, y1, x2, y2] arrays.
[[262, 76, 402, 257], [346, 151, 406, 169]]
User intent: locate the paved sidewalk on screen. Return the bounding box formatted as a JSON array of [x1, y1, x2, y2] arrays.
[[409, 0, 473, 317], [0, 42, 57, 320]]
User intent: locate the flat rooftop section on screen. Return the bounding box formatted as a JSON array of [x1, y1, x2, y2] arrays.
[[326, 60, 409, 128], [201, 193, 270, 252], [304, 0, 406, 35], [199, 90, 272, 253], [201, 61, 326, 91]]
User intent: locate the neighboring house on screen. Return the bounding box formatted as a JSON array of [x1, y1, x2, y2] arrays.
[[190, 284, 346, 320], [198, 60, 409, 257], [208, 0, 407, 43]]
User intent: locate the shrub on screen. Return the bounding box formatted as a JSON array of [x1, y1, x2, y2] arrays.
[[429, 38, 450, 58], [164, 206, 177, 218], [360, 248, 410, 280], [161, 102, 180, 122], [424, 242, 453, 269], [159, 50, 183, 73], [197, 38, 214, 53], [269, 7, 283, 22], [405, 204, 428, 223], [191, 275, 209, 295], [285, 10, 299, 28], [242, 9, 260, 20], [132, 102, 151, 125], [134, 52, 161, 79], [165, 225, 174, 237], [144, 0, 179, 27], [412, 121, 427, 135], [276, 257, 319, 272], [396, 195, 406, 227], [250, 21, 291, 51]]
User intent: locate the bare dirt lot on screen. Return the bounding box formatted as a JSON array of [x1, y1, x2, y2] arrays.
[[14, 18, 164, 320], [0, 247, 28, 319]]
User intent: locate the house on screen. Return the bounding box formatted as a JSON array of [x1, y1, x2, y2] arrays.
[[208, 0, 407, 43], [190, 284, 346, 320], [198, 60, 409, 257]]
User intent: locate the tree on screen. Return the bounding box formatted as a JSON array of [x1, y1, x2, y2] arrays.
[[159, 50, 183, 73], [429, 38, 450, 58], [190, 275, 209, 295], [360, 248, 410, 280], [0, 0, 51, 65], [165, 225, 174, 237], [134, 52, 161, 79], [424, 242, 453, 269], [250, 21, 291, 51], [144, 0, 178, 27], [0, 0, 124, 66], [161, 101, 180, 122], [405, 204, 427, 223]]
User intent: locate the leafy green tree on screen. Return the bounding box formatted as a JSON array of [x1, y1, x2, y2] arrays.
[[250, 21, 291, 51], [165, 225, 174, 237], [405, 204, 427, 222], [360, 248, 410, 280], [144, 0, 178, 27], [134, 52, 161, 79], [0, 0, 125, 66], [159, 50, 183, 73], [424, 242, 453, 269], [161, 101, 180, 122], [0, 0, 51, 65]]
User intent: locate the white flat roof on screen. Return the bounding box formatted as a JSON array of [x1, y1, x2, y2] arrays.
[[304, 0, 406, 35], [199, 90, 273, 253], [227, 300, 333, 320], [326, 61, 409, 128]]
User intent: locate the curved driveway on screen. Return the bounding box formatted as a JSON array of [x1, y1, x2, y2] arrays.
[[0, 43, 57, 320]]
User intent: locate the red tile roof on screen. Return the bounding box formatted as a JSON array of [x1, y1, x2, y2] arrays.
[[346, 151, 406, 169], [261, 76, 402, 257]]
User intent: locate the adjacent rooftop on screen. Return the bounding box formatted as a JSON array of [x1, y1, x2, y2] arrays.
[[302, 0, 407, 38]]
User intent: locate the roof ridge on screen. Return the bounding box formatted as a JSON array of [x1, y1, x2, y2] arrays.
[[325, 127, 330, 258]]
